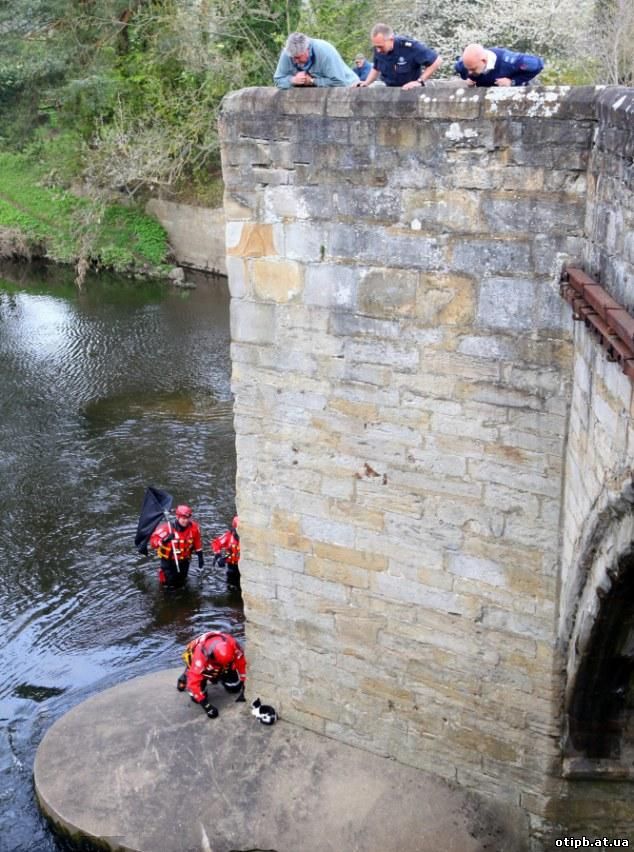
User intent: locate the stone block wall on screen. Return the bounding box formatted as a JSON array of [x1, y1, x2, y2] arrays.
[[146, 198, 226, 273], [559, 88, 634, 638], [553, 89, 634, 839], [218, 85, 628, 847], [560, 87, 634, 643]]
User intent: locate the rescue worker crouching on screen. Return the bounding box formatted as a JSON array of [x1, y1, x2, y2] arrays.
[[177, 632, 247, 718], [149, 504, 203, 588]]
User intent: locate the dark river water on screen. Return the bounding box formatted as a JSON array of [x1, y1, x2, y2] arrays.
[[0, 261, 241, 852]]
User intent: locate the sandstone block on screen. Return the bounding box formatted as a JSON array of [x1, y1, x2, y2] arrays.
[[451, 238, 532, 276], [226, 222, 279, 257], [312, 541, 387, 572], [476, 276, 537, 331], [484, 196, 585, 236], [301, 515, 355, 548], [282, 222, 325, 262], [305, 556, 370, 589], [403, 189, 481, 234], [356, 267, 418, 318], [416, 272, 476, 325], [417, 88, 481, 120], [230, 299, 276, 344], [252, 258, 303, 302], [327, 223, 447, 270], [448, 552, 507, 588], [377, 122, 417, 149], [334, 186, 403, 221], [225, 255, 248, 298], [479, 606, 552, 641]]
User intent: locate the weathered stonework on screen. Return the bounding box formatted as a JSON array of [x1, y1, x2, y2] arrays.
[[145, 198, 226, 273], [219, 85, 634, 849]]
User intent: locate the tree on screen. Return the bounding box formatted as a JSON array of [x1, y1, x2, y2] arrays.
[[381, 0, 596, 82], [588, 0, 634, 84], [297, 0, 379, 62]]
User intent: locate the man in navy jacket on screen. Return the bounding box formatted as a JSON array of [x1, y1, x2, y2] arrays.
[[455, 43, 544, 87], [358, 22, 442, 89]]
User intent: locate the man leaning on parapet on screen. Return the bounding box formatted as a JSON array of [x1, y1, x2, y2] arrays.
[[357, 23, 442, 89], [273, 32, 358, 88], [455, 43, 544, 87]]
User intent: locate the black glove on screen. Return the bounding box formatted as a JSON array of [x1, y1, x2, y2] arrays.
[[197, 551, 204, 569], [161, 532, 175, 543], [202, 701, 218, 718]]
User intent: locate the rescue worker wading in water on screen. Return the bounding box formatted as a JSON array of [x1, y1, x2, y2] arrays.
[[177, 631, 247, 718], [149, 504, 203, 588], [211, 515, 241, 588]]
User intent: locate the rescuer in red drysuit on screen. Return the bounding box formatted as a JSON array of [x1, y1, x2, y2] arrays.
[[149, 504, 203, 588], [211, 515, 241, 588], [177, 631, 247, 718]]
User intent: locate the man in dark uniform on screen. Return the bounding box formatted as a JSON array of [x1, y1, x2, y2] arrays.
[[358, 22, 442, 89], [455, 43, 544, 87]]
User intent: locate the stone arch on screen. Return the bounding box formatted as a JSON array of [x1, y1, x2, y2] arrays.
[[563, 480, 634, 774]]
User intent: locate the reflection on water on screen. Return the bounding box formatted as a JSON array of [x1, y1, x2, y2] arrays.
[[0, 261, 240, 851], [82, 389, 235, 425]]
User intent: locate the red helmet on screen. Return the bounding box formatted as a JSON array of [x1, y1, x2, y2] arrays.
[[175, 504, 193, 519], [207, 634, 236, 666], [232, 515, 239, 529]]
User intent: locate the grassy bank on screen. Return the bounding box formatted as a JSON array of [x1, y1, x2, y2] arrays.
[[0, 150, 171, 277]]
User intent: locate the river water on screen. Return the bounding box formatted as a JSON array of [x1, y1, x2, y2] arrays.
[[0, 261, 241, 851]]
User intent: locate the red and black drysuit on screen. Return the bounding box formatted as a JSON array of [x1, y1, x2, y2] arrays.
[[177, 632, 247, 717], [211, 527, 241, 587], [149, 519, 203, 587]]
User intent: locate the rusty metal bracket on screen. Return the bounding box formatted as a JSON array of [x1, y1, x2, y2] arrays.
[[560, 266, 634, 381]]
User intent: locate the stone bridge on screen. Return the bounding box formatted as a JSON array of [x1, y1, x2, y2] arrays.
[[218, 84, 634, 848]]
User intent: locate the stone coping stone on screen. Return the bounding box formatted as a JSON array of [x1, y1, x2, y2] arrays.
[[219, 84, 612, 122], [596, 85, 634, 128], [34, 668, 527, 852]]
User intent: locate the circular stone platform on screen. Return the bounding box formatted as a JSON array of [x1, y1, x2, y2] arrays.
[[34, 669, 526, 852]]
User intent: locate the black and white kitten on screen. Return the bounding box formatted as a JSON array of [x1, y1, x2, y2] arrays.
[[251, 697, 278, 725]]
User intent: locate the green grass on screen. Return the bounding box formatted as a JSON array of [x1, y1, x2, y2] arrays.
[[0, 150, 171, 274]]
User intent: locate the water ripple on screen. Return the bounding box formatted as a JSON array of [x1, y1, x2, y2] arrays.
[[0, 267, 239, 851]]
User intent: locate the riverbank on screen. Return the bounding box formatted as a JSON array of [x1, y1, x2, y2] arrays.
[[0, 150, 171, 279]]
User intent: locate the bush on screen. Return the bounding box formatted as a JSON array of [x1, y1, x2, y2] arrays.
[[0, 150, 170, 273]]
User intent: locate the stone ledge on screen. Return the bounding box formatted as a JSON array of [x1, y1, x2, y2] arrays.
[[596, 85, 634, 128], [33, 668, 528, 852], [220, 85, 604, 122], [563, 757, 634, 781]]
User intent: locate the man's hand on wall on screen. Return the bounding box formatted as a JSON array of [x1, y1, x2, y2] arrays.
[[292, 72, 314, 86]]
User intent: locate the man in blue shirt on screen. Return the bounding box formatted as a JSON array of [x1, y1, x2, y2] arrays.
[[455, 43, 544, 87], [274, 32, 358, 88], [358, 22, 442, 89], [352, 53, 372, 82]]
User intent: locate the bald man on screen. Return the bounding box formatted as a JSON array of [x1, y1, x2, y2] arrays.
[[455, 43, 544, 87]]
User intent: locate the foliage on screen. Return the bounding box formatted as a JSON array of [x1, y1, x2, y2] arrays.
[[382, 0, 596, 82], [298, 0, 379, 62], [0, 0, 629, 246], [0, 151, 170, 273], [586, 0, 634, 84], [43, 0, 303, 199]]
